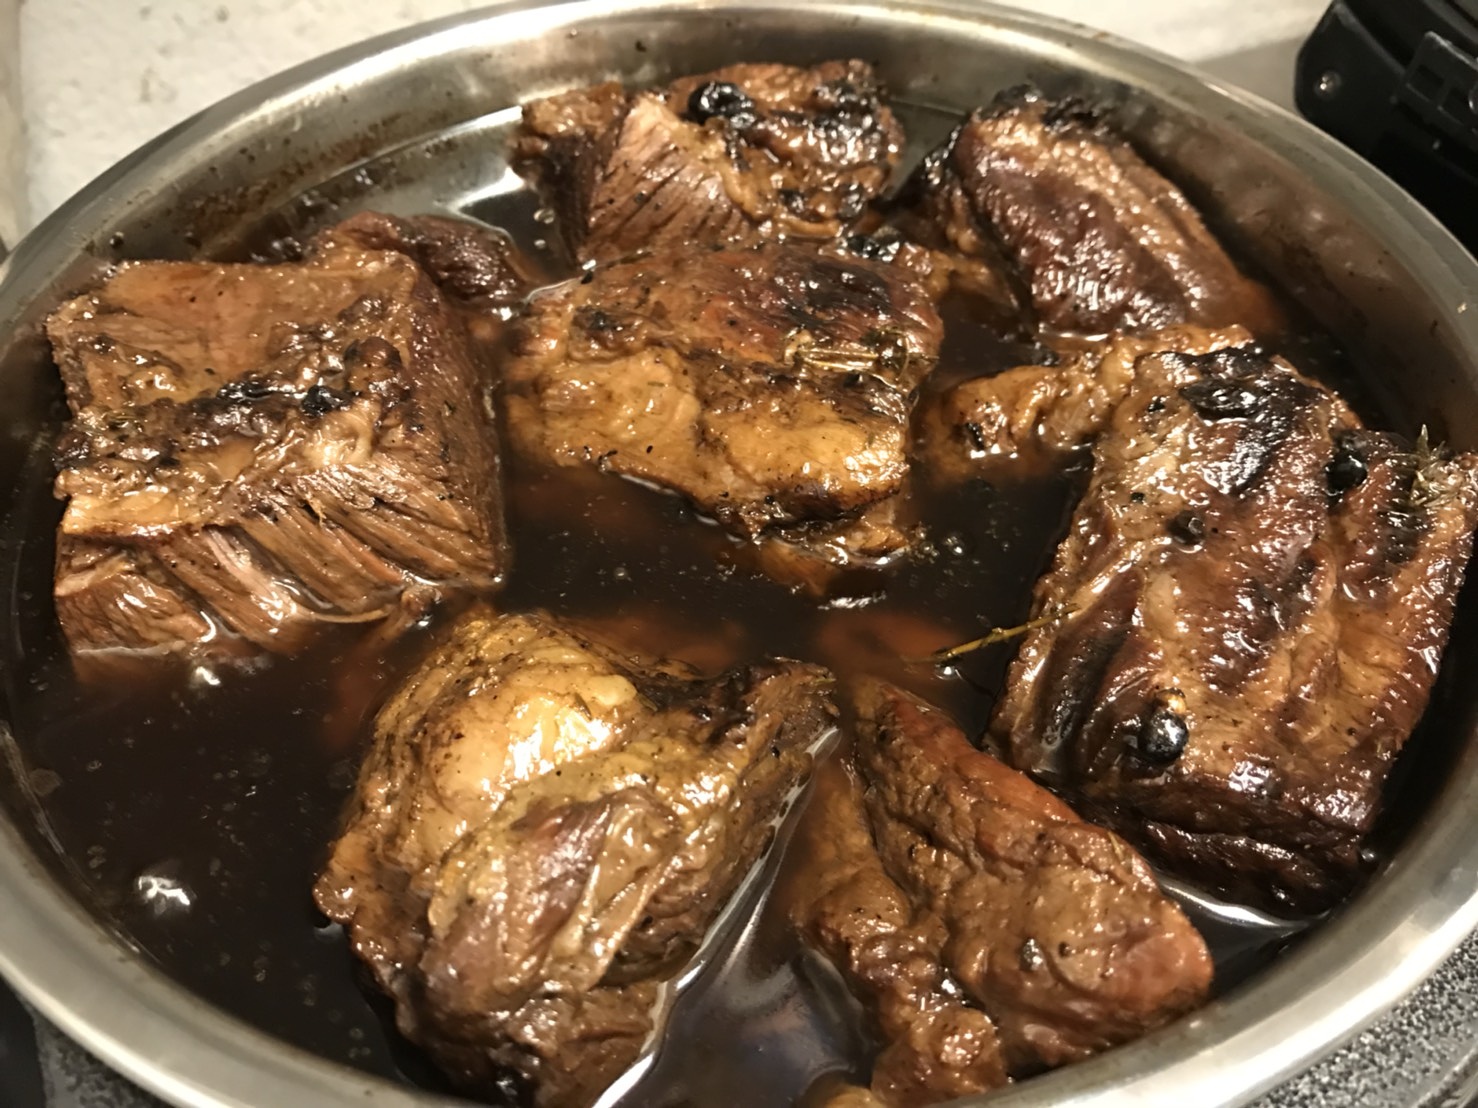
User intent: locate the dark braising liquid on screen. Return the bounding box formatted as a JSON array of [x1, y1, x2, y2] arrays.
[[0, 128, 1356, 1101]]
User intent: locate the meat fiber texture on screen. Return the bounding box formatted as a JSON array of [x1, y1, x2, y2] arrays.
[[919, 323, 1252, 476], [505, 238, 943, 590], [515, 61, 903, 262], [48, 228, 510, 660], [788, 680, 1210, 1106], [992, 346, 1478, 912], [903, 88, 1283, 338], [315, 605, 836, 1107]]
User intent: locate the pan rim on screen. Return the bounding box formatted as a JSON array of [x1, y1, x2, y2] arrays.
[[3, 2, 1478, 1106]]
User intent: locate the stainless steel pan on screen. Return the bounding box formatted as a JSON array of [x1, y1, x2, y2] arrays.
[[3, 3, 1478, 1107]]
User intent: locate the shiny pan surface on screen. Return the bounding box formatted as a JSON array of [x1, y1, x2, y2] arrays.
[[2, 2, 1478, 1106]]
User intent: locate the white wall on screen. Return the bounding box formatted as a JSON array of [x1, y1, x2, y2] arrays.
[[17, 0, 1328, 227], [0, 0, 20, 248]]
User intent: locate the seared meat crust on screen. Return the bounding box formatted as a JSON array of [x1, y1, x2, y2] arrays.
[[905, 90, 1281, 337], [992, 346, 1478, 911], [790, 681, 1210, 1106], [793, 753, 1007, 1107], [316, 606, 836, 1107], [516, 61, 903, 261], [506, 239, 941, 557], [49, 228, 507, 658], [313, 210, 534, 312]]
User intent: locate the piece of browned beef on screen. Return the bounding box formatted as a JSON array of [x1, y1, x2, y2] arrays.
[[515, 61, 903, 262], [919, 324, 1250, 476], [809, 1080, 893, 1108], [992, 346, 1478, 912], [904, 89, 1281, 337], [316, 605, 836, 1108], [313, 210, 534, 312], [49, 225, 507, 659], [788, 680, 1210, 1106], [791, 754, 1007, 1106], [505, 239, 941, 580], [748, 497, 918, 598]]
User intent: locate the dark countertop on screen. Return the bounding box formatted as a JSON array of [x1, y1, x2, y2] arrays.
[[0, 977, 43, 1106]]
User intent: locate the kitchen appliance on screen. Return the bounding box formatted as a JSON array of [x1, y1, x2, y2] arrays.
[[1296, 0, 1478, 250]]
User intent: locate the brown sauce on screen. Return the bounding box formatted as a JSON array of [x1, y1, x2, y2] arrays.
[[0, 318, 1293, 1102], [1, 105, 1446, 1103]]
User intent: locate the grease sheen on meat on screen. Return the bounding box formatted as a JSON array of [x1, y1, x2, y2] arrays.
[[316, 605, 836, 1108], [313, 210, 535, 313], [992, 346, 1478, 911], [505, 239, 941, 574], [920, 324, 1251, 475], [49, 227, 508, 658], [788, 681, 1211, 1106], [45, 51, 1478, 1108], [906, 89, 1282, 337], [515, 61, 903, 261]]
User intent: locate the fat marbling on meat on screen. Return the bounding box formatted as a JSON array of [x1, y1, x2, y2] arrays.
[[515, 61, 903, 261], [919, 324, 1252, 476], [316, 605, 836, 1107], [48, 220, 515, 659], [504, 239, 942, 584], [992, 346, 1478, 912], [788, 680, 1210, 1106], [905, 88, 1282, 337]]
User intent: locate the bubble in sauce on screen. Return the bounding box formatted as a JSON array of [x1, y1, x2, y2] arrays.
[[133, 860, 195, 918], [190, 665, 223, 690]]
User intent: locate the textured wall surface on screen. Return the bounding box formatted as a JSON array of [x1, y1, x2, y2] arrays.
[[18, 0, 1327, 226], [1, 0, 21, 248]]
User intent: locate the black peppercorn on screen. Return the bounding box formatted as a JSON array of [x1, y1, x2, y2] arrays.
[[1327, 438, 1369, 495], [686, 81, 757, 129], [1167, 510, 1206, 546], [1134, 690, 1190, 765], [300, 385, 352, 417], [844, 233, 901, 263]]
